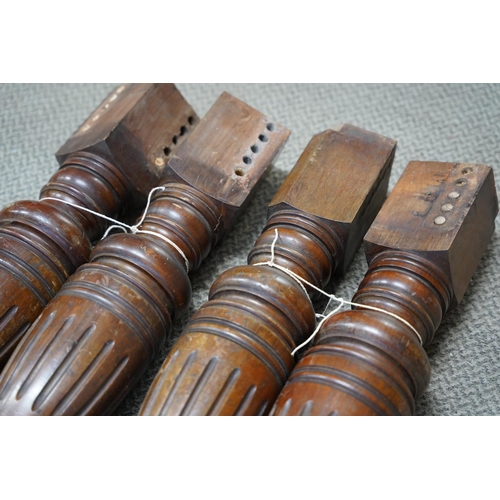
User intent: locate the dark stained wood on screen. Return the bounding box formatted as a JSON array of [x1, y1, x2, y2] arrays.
[[0, 92, 290, 415], [0, 84, 197, 369], [139, 125, 397, 416], [271, 161, 498, 416]]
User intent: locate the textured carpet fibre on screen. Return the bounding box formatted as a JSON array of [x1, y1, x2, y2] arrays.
[[0, 83, 499, 416]]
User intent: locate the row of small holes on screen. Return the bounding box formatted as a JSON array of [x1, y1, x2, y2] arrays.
[[163, 117, 195, 157], [434, 167, 472, 225], [235, 123, 275, 176]]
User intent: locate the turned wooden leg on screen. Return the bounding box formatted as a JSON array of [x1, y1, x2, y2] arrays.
[[271, 161, 498, 416], [139, 124, 397, 416], [0, 84, 197, 368], [0, 92, 289, 415]]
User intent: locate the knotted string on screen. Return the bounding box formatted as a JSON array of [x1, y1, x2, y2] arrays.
[[254, 229, 423, 355], [40, 186, 190, 273]]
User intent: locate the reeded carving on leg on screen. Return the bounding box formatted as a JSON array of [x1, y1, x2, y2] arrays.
[[0, 84, 197, 368], [140, 124, 397, 415], [0, 233, 191, 415], [0, 92, 290, 415], [140, 265, 316, 416], [271, 161, 498, 416]]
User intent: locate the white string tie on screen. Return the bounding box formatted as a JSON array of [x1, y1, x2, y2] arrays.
[[41, 186, 190, 273], [253, 228, 311, 300], [254, 228, 423, 355]]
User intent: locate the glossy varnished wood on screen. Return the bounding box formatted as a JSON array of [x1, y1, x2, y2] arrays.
[[0, 92, 289, 415], [271, 161, 498, 415], [139, 124, 397, 415], [0, 84, 197, 368]]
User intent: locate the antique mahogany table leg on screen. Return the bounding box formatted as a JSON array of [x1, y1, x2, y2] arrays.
[[139, 124, 397, 416], [0, 92, 289, 415], [0, 84, 197, 368], [271, 161, 498, 416]]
